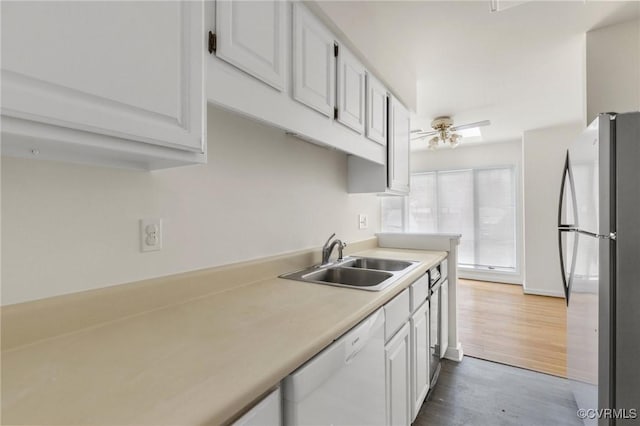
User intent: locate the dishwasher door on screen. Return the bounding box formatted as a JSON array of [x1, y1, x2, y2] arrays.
[[283, 308, 386, 426]]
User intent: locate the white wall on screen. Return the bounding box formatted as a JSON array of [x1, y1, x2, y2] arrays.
[[519, 19, 638, 297], [411, 140, 524, 284], [587, 19, 640, 123], [1, 106, 380, 305], [522, 122, 583, 297]]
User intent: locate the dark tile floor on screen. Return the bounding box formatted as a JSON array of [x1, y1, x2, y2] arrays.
[[414, 357, 582, 426]]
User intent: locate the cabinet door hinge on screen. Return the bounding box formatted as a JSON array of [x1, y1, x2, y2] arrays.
[[208, 31, 217, 54], [334, 107, 338, 119], [334, 44, 339, 57]]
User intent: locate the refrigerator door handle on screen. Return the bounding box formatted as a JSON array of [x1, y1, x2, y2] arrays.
[[558, 151, 580, 305], [558, 228, 571, 304], [558, 152, 579, 228], [558, 228, 580, 306]]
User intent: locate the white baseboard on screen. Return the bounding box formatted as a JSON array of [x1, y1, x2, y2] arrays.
[[444, 342, 464, 362], [523, 287, 564, 298], [459, 270, 522, 285]]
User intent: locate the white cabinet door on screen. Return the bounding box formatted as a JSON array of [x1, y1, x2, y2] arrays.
[[215, 0, 286, 91], [232, 388, 281, 426], [440, 279, 449, 358], [410, 301, 430, 421], [1, 1, 204, 154], [384, 288, 411, 341], [385, 322, 411, 426], [336, 44, 365, 133], [366, 72, 387, 145], [388, 96, 410, 194], [292, 2, 335, 117]]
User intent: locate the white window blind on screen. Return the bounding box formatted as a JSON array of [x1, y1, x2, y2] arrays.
[[382, 166, 517, 271], [408, 173, 437, 232], [475, 168, 516, 269], [436, 170, 475, 265], [380, 196, 404, 233]]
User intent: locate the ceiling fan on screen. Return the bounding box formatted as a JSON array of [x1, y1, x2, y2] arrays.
[[411, 117, 491, 150], [489, 0, 532, 13]]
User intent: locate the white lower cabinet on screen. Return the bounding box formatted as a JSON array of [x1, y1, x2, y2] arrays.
[[277, 259, 450, 426], [410, 301, 430, 421], [384, 288, 410, 341], [385, 322, 411, 426], [232, 387, 281, 426]]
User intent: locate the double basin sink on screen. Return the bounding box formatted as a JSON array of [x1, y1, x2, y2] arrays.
[[280, 256, 421, 291]]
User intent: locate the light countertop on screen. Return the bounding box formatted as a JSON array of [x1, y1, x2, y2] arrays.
[[1, 247, 447, 425]]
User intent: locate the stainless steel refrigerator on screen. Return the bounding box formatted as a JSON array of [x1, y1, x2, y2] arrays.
[[558, 112, 639, 425]]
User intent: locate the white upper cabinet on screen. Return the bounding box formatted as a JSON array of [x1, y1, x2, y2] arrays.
[[1, 0, 205, 169], [215, 1, 286, 91], [336, 44, 365, 134], [292, 2, 335, 117], [208, 0, 393, 168], [388, 96, 411, 194], [348, 94, 411, 194], [366, 72, 388, 145]]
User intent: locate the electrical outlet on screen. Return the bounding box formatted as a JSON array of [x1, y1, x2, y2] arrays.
[[358, 214, 368, 229], [140, 218, 162, 252]]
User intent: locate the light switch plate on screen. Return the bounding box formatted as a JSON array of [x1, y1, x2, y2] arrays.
[[358, 214, 368, 229], [140, 218, 162, 252]]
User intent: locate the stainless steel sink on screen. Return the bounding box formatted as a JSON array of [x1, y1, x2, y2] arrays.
[[303, 267, 392, 287], [340, 257, 414, 272], [280, 256, 420, 291]]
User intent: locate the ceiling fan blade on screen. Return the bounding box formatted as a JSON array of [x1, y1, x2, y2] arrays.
[[450, 120, 491, 132], [412, 130, 438, 137]]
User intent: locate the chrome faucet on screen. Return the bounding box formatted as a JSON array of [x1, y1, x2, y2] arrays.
[[321, 233, 347, 265]]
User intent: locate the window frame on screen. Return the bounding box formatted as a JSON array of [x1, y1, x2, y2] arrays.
[[381, 164, 521, 280]]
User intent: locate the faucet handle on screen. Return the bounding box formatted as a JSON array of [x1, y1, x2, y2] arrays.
[[337, 240, 348, 260], [323, 233, 336, 248]]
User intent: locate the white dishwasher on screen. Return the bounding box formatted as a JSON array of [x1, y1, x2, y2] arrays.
[[283, 308, 386, 426]]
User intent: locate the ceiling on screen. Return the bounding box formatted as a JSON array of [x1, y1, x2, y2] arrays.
[[314, 1, 640, 150]]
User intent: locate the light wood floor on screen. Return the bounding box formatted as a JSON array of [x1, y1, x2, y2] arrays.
[[458, 279, 567, 377]]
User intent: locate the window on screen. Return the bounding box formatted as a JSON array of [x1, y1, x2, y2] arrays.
[[382, 166, 517, 271]]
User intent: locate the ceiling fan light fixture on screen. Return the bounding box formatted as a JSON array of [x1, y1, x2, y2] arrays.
[[418, 116, 490, 150], [428, 137, 439, 150], [450, 136, 461, 149]]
